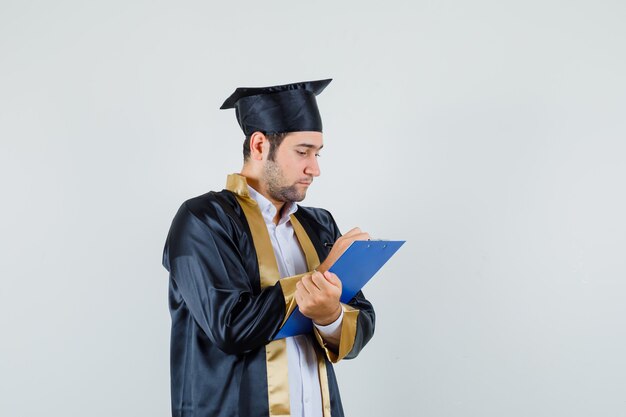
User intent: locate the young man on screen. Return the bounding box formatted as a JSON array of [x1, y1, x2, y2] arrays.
[[162, 79, 375, 417]]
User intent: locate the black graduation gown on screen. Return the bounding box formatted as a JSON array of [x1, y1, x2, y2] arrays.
[[162, 176, 375, 417]]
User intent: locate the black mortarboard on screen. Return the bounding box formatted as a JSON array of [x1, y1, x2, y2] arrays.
[[220, 79, 332, 136]]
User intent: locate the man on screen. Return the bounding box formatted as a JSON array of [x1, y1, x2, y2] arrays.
[[162, 79, 375, 417]]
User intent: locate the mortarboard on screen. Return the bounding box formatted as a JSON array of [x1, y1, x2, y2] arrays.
[[220, 79, 332, 136]]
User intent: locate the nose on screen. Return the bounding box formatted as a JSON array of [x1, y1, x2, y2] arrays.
[[305, 154, 321, 177]]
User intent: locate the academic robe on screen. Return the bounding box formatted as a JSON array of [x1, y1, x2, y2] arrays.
[[162, 174, 376, 417]]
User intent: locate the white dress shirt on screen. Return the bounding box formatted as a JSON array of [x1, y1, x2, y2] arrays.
[[247, 186, 343, 417]]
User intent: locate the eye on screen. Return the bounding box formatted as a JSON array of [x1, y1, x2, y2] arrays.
[[315, 153, 321, 158], [296, 150, 307, 156]]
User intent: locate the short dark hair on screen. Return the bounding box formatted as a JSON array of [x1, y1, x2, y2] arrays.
[[243, 132, 289, 162]]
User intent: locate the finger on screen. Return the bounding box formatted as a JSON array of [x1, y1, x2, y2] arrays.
[[340, 232, 370, 244], [310, 271, 327, 291], [352, 232, 371, 241], [295, 289, 307, 307], [300, 275, 318, 294], [341, 227, 362, 238], [330, 235, 369, 256], [297, 278, 312, 295], [323, 271, 341, 287], [311, 272, 330, 290]]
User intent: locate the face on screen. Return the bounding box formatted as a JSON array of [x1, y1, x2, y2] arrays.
[[263, 131, 323, 203]]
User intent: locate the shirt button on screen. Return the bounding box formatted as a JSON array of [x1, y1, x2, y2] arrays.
[[304, 397, 310, 404]]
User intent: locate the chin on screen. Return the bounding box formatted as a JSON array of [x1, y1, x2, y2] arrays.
[[285, 192, 306, 203]]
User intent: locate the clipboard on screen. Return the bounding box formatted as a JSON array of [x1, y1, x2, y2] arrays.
[[273, 240, 405, 340]]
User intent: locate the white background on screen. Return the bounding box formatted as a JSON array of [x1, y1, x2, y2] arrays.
[[1, 1, 625, 416]]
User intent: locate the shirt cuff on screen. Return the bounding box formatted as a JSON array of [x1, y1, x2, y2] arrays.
[[313, 307, 344, 347]]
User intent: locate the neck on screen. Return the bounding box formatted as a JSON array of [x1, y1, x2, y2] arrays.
[[240, 168, 285, 225]]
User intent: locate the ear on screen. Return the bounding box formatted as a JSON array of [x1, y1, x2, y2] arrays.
[[249, 131, 268, 161]]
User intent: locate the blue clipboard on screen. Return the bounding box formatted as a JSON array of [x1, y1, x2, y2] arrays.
[[273, 240, 405, 340]]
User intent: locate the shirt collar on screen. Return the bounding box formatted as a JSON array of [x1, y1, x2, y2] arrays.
[[247, 185, 298, 226]]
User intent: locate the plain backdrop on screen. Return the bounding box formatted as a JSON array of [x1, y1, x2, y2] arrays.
[[1, 1, 625, 416]]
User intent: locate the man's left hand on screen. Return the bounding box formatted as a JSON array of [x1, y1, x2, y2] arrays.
[[295, 271, 342, 326]]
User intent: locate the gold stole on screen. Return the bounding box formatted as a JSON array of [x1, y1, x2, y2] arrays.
[[226, 174, 332, 417]]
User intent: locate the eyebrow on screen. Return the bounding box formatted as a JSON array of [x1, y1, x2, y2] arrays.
[[294, 143, 324, 150]]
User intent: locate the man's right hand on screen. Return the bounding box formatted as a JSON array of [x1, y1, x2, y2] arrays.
[[317, 227, 371, 273]]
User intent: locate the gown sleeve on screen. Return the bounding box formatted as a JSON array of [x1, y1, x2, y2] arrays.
[[163, 202, 290, 355], [312, 210, 376, 363]]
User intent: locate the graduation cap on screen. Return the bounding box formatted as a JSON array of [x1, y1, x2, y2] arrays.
[[220, 79, 332, 136]]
